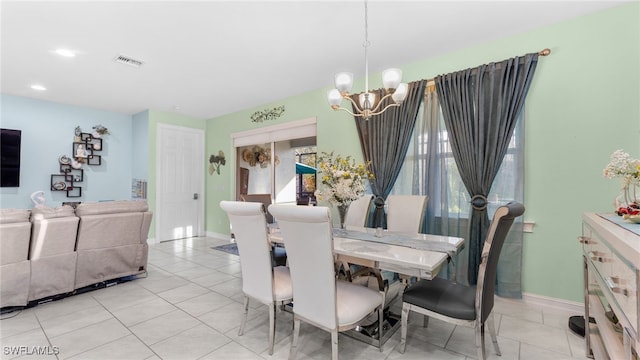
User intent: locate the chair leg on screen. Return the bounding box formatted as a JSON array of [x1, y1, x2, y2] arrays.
[[331, 330, 338, 360], [476, 322, 487, 360], [289, 317, 300, 360], [399, 303, 409, 354], [238, 296, 249, 336], [268, 303, 276, 355], [487, 312, 501, 356], [378, 305, 384, 352]]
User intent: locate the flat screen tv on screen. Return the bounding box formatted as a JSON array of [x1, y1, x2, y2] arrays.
[[1, 128, 22, 187]]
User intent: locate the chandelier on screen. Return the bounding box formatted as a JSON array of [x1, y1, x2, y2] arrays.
[[327, 0, 408, 120]]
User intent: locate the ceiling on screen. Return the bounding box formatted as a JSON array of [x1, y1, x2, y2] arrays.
[[1, 1, 629, 119]]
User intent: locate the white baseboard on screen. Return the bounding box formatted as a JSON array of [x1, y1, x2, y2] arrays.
[[522, 292, 583, 313], [206, 231, 230, 240]]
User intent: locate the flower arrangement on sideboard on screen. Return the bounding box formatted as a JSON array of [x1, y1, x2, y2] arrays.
[[603, 149, 640, 222]]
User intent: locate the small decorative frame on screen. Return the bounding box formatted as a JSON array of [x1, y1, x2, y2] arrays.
[[87, 155, 101, 166], [51, 174, 68, 191], [66, 186, 82, 198], [87, 137, 103, 151], [65, 169, 83, 183], [60, 163, 72, 173], [73, 142, 93, 160]]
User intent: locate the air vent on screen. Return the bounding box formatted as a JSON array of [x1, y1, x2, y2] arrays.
[[114, 54, 144, 68]]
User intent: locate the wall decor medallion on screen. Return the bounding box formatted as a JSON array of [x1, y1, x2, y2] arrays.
[[209, 151, 226, 175], [250, 105, 285, 123]]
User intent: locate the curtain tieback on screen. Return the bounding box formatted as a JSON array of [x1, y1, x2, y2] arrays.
[[373, 196, 385, 209], [470, 194, 488, 211]]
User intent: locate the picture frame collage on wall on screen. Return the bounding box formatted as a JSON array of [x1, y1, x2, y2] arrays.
[[50, 129, 107, 197]]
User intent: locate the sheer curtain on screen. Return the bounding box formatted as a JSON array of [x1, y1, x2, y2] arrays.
[[390, 85, 525, 297]]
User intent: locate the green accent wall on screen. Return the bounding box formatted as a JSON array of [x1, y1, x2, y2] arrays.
[[205, 3, 639, 303]]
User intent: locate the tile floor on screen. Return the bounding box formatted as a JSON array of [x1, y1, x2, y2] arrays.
[[0, 236, 588, 359]]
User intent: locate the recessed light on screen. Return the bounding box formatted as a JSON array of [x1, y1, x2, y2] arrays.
[[31, 84, 47, 91], [55, 49, 75, 57]]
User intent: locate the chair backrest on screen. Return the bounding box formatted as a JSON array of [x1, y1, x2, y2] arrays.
[[220, 201, 274, 304], [344, 195, 373, 229], [240, 194, 274, 224], [386, 195, 428, 233], [268, 204, 337, 330], [477, 201, 525, 322]]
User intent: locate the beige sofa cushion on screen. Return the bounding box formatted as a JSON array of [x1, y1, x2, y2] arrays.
[[75, 200, 148, 216], [0, 209, 30, 224], [31, 205, 75, 221]]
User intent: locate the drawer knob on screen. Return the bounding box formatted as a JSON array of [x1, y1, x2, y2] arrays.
[[578, 236, 594, 244], [589, 251, 610, 263]]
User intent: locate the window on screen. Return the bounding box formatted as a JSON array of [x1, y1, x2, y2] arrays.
[[390, 92, 524, 221]]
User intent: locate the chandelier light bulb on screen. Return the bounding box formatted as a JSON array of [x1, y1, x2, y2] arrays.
[[334, 72, 354, 94], [392, 83, 409, 103], [382, 68, 402, 90], [327, 89, 343, 108]]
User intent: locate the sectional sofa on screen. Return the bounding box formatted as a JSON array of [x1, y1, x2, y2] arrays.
[[0, 200, 152, 309]]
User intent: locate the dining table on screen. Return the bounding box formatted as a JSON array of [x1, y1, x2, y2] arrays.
[[268, 224, 465, 346]]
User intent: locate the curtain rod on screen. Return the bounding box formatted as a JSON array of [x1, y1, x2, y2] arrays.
[[424, 48, 551, 87]]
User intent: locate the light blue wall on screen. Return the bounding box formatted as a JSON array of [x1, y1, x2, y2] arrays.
[[132, 110, 149, 180], [0, 94, 133, 208]]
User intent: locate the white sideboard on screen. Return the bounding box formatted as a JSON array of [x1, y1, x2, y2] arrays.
[[581, 212, 640, 359]]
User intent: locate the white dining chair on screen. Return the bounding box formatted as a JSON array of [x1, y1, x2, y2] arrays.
[[219, 201, 293, 355], [386, 195, 428, 233], [344, 195, 373, 229], [399, 202, 525, 360], [268, 204, 385, 360]]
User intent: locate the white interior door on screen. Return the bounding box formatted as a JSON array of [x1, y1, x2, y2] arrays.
[[156, 124, 204, 242]]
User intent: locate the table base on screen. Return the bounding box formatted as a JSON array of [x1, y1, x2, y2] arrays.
[[344, 309, 401, 346]]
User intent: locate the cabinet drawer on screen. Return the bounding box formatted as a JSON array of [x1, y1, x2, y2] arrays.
[[581, 226, 613, 280], [609, 250, 638, 335]]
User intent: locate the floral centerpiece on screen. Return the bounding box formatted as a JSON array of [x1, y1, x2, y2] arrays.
[[603, 149, 640, 222], [314, 152, 373, 228]]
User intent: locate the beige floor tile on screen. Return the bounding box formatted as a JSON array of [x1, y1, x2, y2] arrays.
[[111, 297, 177, 327], [67, 334, 154, 360], [199, 341, 263, 360], [39, 304, 113, 338], [128, 309, 200, 345], [51, 318, 131, 359], [149, 324, 230, 360], [499, 314, 572, 356], [175, 291, 234, 317], [0, 311, 41, 340], [156, 283, 210, 304]]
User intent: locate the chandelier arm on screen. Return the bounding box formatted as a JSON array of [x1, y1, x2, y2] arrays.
[[368, 93, 395, 113], [332, 106, 367, 118], [369, 103, 401, 117], [342, 94, 364, 113]]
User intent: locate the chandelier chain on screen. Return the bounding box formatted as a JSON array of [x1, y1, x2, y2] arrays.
[[363, 0, 370, 92]]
